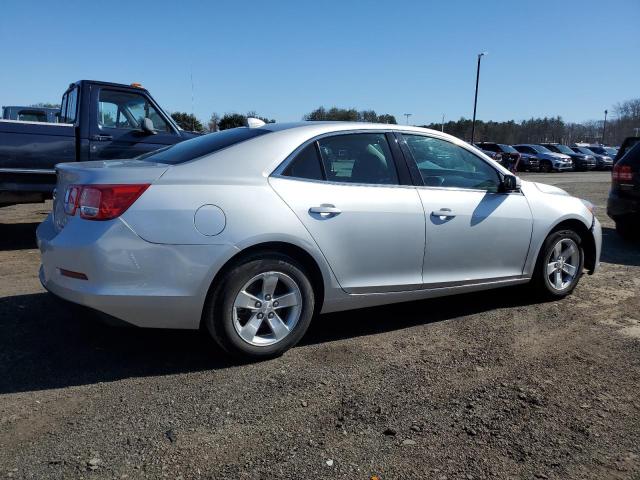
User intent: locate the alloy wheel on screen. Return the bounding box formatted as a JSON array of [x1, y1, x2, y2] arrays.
[[232, 271, 303, 346], [546, 238, 580, 291]]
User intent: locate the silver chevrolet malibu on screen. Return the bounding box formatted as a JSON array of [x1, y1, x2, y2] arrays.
[[37, 122, 602, 358]]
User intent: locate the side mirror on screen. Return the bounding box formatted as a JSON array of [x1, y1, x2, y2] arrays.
[[141, 117, 157, 135], [502, 174, 520, 192]]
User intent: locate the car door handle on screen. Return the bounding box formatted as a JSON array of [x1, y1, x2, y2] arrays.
[[309, 204, 341, 217], [90, 134, 113, 141], [431, 208, 456, 217]]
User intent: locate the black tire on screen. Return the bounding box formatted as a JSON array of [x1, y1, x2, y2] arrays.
[[204, 253, 315, 359], [539, 161, 552, 173], [531, 229, 584, 299], [615, 219, 638, 239]]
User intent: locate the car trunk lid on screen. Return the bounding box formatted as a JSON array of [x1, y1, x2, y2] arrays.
[[53, 159, 169, 231]]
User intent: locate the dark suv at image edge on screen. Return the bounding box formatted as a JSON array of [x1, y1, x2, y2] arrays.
[[608, 141, 640, 237]]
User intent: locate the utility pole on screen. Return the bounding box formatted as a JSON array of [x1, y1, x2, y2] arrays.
[[602, 109, 608, 145], [404, 113, 412, 125], [470, 52, 487, 144], [441, 114, 445, 132]]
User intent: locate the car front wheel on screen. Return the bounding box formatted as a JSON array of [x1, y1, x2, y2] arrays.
[[532, 230, 584, 298], [539, 161, 552, 173], [204, 253, 315, 359]]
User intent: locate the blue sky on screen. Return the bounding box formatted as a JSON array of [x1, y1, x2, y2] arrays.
[[1, 0, 638, 125]]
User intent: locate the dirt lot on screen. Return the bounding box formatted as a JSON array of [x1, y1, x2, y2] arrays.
[[1, 172, 639, 479]]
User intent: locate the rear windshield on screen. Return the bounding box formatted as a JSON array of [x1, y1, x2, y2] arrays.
[[138, 128, 271, 164], [620, 143, 640, 166]]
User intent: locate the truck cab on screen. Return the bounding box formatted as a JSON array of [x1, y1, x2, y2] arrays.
[[0, 80, 199, 206]]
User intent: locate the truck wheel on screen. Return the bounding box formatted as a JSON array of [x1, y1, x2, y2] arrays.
[[204, 253, 315, 359], [531, 229, 584, 299]]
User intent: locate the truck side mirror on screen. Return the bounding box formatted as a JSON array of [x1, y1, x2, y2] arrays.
[[141, 117, 157, 135]]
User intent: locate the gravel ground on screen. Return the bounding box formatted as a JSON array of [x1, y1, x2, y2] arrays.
[[1, 172, 639, 479]]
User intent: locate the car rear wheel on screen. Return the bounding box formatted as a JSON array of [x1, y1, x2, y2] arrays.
[[531, 230, 584, 298], [204, 253, 315, 359]]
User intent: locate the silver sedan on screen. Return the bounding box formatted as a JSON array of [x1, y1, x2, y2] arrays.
[[37, 122, 602, 358]]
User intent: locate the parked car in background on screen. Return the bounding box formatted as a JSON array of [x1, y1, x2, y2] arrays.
[[570, 146, 613, 170], [614, 137, 640, 163], [37, 122, 601, 359], [474, 143, 502, 161], [2, 106, 59, 123], [0, 80, 199, 206], [540, 143, 596, 171], [608, 141, 640, 238], [513, 144, 573, 172], [475, 142, 530, 171]]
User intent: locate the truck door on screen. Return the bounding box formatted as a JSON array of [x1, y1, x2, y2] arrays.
[[88, 86, 183, 160]]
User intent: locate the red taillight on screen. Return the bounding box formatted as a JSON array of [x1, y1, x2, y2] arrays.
[[64, 184, 149, 220], [612, 164, 633, 182]]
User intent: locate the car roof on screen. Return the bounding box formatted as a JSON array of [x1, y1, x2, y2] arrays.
[[259, 121, 451, 138]]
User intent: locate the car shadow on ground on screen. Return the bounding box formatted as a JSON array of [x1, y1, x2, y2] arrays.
[[600, 226, 640, 267], [0, 286, 547, 395], [0, 222, 39, 251]]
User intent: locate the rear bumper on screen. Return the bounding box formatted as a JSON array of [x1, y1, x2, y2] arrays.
[[37, 214, 238, 329]]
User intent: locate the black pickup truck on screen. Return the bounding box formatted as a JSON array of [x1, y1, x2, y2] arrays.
[[0, 80, 198, 206]]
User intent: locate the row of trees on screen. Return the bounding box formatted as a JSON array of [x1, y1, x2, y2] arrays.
[[422, 98, 640, 146], [170, 111, 275, 132], [170, 98, 639, 145], [303, 107, 397, 124], [171, 107, 396, 132]]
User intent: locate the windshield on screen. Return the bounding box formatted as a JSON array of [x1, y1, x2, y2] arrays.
[[499, 144, 518, 153], [605, 147, 617, 156], [137, 128, 271, 164], [553, 144, 575, 154], [577, 147, 595, 155], [532, 145, 552, 153]]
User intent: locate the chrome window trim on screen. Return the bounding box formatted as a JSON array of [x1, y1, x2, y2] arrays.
[[0, 168, 56, 174], [0, 119, 73, 127], [271, 129, 405, 187]]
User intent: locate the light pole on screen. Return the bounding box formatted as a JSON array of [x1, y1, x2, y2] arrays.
[[602, 109, 608, 145], [441, 113, 445, 132], [404, 113, 412, 125], [470, 52, 487, 144]]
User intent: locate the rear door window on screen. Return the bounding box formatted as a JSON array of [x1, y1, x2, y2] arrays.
[[316, 133, 399, 185], [283, 143, 325, 180]]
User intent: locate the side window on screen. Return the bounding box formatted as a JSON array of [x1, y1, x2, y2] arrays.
[[97, 89, 171, 133], [316, 133, 398, 185], [60, 86, 78, 123], [403, 135, 500, 192], [18, 110, 47, 122], [283, 143, 325, 180]]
